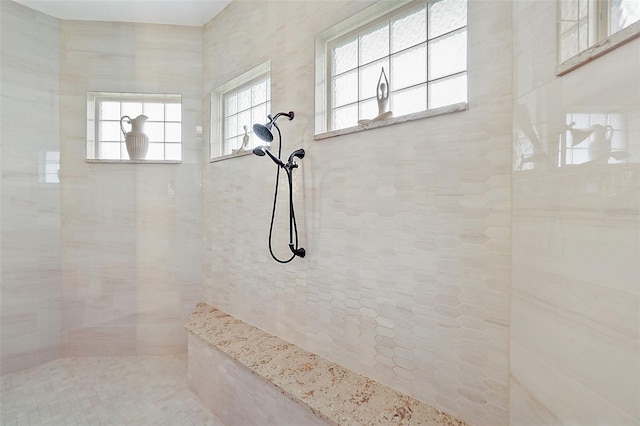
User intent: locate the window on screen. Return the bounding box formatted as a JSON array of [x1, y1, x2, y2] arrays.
[[87, 92, 182, 161], [558, 0, 640, 73], [210, 61, 271, 159], [315, 0, 467, 134]]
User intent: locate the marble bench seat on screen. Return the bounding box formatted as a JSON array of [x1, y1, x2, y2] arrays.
[[186, 302, 469, 426]]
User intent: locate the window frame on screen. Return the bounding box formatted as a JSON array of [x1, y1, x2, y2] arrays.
[[314, 0, 468, 138], [86, 92, 182, 163], [556, 0, 640, 75], [210, 61, 271, 161]]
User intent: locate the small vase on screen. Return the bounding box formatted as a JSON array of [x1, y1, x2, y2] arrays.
[[125, 132, 149, 160], [121, 115, 149, 160]]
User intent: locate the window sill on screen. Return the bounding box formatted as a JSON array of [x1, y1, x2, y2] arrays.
[[556, 21, 640, 76], [314, 102, 468, 141], [209, 150, 253, 163], [86, 159, 182, 164]]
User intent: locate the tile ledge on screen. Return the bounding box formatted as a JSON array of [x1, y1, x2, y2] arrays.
[[186, 302, 471, 426], [314, 103, 468, 141], [556, 21, 640, 76], [86, 159, 181, 164], [209, 150, 253, 163]]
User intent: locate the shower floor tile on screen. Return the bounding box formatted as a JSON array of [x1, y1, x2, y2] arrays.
[[0, 354, 224, 426]]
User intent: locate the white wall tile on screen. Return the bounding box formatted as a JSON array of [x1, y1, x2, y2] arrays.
[[511, 0, 640, 423], [201, 1, 513, 424], [0, 0, 61, 375], [58, 20, 203, 357]]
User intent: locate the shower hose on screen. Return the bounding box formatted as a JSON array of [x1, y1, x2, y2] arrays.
[[267, 125, 304, 263]]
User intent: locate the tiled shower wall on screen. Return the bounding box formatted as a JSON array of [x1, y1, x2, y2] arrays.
[[201, 1, 513, 425], [59, 21, 203, 356], [510, 2, 640, 424], [0, 1, 62, 375]]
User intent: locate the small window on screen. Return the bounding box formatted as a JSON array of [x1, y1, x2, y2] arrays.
[[315, 0, 467, 134], [558, 0, 640, 73], [210, 61, 271, 160], [87, 92, 182, 162]]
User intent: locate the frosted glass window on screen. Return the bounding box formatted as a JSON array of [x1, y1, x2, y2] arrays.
[[428, 28, 467, 80], [252, 80, 267, 105], [428, 0, 467, 39], [225, 95, 238, 116], [145, 103, 164, 121], [99, 142, 120, 159], [429, 73, 467, 109], [166, 103, 181, 122], [88, 92, 181, 161], [165, 123, 181, 142], [332, 70, 358, 107], [392, 85, 427, 116], [237, 87, 252, 111], [332, 38, 358, 74], [100, 102, 120, 120], [391, 44, 427, 90], [99, 122, 121, 142], [332, 104, 358, 131], [146, 122, 164, 142], [221, 73, 270, 156], [391, 6, 427, 53], [121, 102, 143, 118], [359, 99, 379, 120], [359, 23, 389, 65], [558, 0, 640, 64], [326, 0, 467, 131]]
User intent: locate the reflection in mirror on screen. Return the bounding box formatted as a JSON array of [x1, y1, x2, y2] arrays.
[[559, 113, 630, 166], [39, 151, 60, 184], [514, 104, 547, 170], [515, 107, 635, 170]]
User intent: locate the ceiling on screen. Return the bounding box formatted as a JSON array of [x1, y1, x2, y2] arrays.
[[12, 0, 233, 27]]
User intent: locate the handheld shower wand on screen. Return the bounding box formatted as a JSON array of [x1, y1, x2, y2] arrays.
[[252, 111, 306, 263]]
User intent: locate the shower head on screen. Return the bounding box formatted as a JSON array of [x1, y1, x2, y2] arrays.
[[252, 111, 295, 142], [253, 121, 274, 143], [253, 145, 284, 167], [287, 148, 305, 162], [286, 148, 305, 168]]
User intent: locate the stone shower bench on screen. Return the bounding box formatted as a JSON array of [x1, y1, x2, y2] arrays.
[[185, 302, 468, 426]]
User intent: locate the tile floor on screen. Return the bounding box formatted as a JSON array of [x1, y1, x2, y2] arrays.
[[0, 354, 224, 426]]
